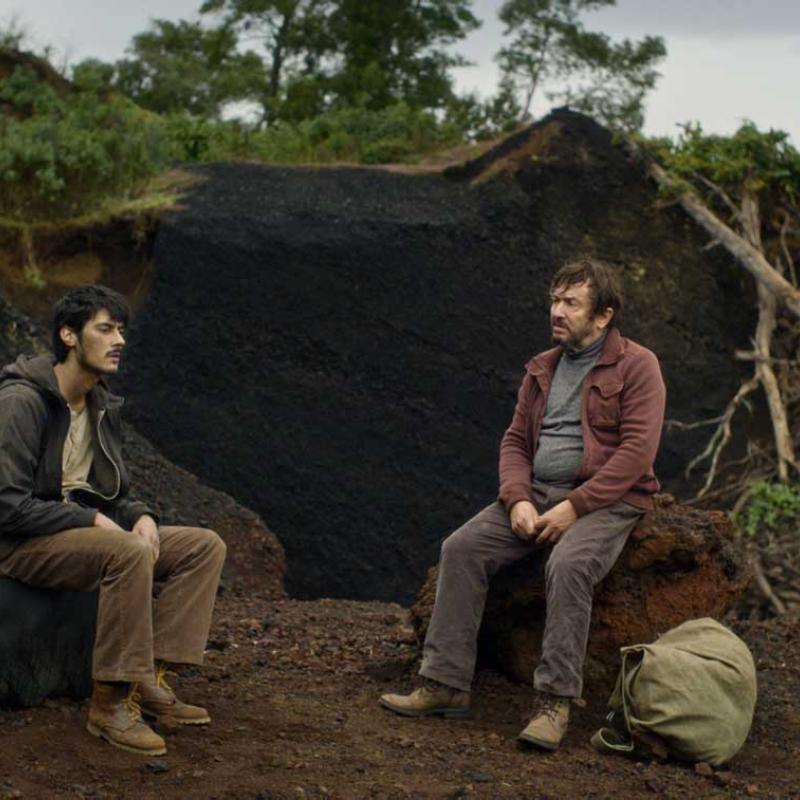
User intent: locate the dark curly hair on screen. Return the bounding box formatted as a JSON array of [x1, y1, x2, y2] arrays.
[[52, 285, 130, 362]]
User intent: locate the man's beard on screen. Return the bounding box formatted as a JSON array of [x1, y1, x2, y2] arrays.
[[551, 319, 593, 352], [75, 343, 120, 377]]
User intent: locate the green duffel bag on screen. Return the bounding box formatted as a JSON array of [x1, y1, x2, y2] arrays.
[[591, 617, 757, 766]]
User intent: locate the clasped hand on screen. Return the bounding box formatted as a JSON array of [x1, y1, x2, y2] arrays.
[[94, 511, 160, 559], [509, 499, 577, 544]]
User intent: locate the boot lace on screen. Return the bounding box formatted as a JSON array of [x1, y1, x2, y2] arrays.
[[525, 693, 564, 724], [155, 662, 178, 696], [124, 687, 144, 721]]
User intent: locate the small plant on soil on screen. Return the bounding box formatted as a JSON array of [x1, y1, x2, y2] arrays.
[[733, 480, 800, 540]]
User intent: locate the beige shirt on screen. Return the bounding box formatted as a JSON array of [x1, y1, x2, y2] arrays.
[[61, 405, 94, 497]]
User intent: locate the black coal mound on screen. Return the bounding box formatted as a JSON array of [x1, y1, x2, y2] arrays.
[[120, 109, 753, 603]]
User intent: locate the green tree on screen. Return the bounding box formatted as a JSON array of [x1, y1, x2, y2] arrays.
[[200, 0, 479, 121], [326, 0, 480, 111], [200, 0, 334, 123], [444, 77, 523, 140], [112, 19, 265, 118], [71, 58, 116, 93], [496, 0, 665, 131]]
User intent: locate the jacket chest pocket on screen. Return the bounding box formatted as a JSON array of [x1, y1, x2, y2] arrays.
[[588, 381, 623, 429]]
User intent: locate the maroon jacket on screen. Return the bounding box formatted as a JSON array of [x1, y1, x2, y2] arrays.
[[498, 327, 666, 517]]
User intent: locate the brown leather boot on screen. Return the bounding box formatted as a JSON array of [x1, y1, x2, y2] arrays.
[[379, 680, 471, 719], [517, 692, 571, 750], [86, 682, 167, 756], [138, 663, 211, 726]]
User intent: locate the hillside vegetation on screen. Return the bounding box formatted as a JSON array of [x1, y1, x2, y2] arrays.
[[1, 0, 669, 221]]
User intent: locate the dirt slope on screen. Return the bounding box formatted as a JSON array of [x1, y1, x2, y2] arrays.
[[119, 109, 754, 602], [0, 594, 797, 799], [123, 425, 285, 595]]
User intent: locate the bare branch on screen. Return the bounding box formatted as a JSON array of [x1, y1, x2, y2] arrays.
[[639, 154, 800, 319], [692, 171, 741, 222], [749, 546, 788, 616], [780, 212, 798, 288], [664, 415, 724, 432], [731, 482, 755, 519], [683, 466, 772, 507], [685, 376, 760, 497], [629, 141, 800, 496], [735, 349, 797, 365], [754, 283, 799, 482]]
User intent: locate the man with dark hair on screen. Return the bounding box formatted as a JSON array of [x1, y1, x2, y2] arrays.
[[0, 285, 226, 757], [380, 259, 666, 751]]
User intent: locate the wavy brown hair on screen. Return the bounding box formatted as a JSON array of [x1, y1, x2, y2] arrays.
[[550, 258, 624, 327]]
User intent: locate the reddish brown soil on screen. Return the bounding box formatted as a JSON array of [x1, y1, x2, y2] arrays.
[[1, 593, 797, 800]]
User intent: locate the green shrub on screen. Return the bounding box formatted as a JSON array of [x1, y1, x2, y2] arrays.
[[0, 65, 170, 221], [164, 112, 210, 161], [361, 137, 414, 164], [733, 480, 800, 539], [162, 102, 463, 166], [0, 57, 469, 221]]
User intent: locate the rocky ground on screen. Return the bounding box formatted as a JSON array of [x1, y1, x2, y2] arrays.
[[0, 592, 797, 800]]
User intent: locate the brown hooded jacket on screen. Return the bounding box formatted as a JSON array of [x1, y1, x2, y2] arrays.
[[0, 354, 155, 558]]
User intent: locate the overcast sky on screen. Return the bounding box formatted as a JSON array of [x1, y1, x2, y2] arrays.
[[5, 0, 800, 144]]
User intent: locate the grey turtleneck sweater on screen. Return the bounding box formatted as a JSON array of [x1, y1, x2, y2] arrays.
[[532, 332, 607, 488]]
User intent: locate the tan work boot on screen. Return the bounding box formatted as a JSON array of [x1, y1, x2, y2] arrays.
[[517, 692, 571, 750], [379, 681, 471, 719], [86, 682, 167, 756], [139, 663, 211, 726]]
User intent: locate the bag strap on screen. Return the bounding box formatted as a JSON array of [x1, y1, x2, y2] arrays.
[[592, 648, 674, 761], [619, 647, 639, 734], [591, 722, 635, 754]]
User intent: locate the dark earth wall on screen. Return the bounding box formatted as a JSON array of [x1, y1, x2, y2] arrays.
[[119, 110, 755, 603]]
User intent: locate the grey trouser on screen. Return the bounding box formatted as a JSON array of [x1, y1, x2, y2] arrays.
[[419, 484, 642, 698], [0, 526, 226, 683]]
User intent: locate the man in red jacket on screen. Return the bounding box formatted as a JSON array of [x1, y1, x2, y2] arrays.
[[380, 258, 666, 751]]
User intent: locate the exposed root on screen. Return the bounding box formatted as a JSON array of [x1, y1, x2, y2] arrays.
[[19, 226, 45, 289], [635, 142, 800, 507], [684, 376, 760, 497], [753, 283, 799, 482], [664, 415, 723, 432], [779, 212, 797, 288], [749, 546, 788, 617]]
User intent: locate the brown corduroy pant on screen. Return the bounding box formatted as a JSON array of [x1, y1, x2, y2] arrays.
[[0, 525, 226, 683], [419, 483, 642, 698]]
